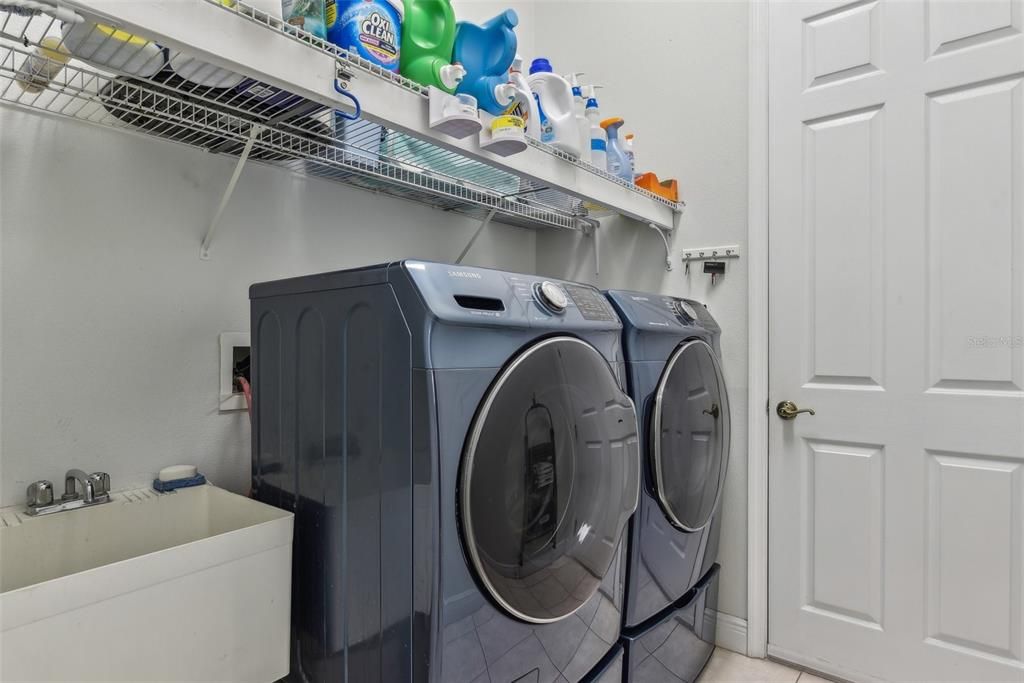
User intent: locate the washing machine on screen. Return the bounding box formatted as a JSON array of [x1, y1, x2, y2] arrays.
[[250, 261, 641, 683], [604, 291, 731, 683]]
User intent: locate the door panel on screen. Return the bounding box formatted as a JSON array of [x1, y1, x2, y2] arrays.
[[769, 1, 1024, 681], [804, 440, 885, 629], [804, 105, 885, 388], [927, 75, 1024, 392], [926, 451, 1022, 662]]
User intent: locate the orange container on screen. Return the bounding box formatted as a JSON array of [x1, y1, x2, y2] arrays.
[[635, 172, 679, 203]]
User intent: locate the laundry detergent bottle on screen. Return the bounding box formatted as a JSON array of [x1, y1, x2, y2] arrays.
[[527, 58, 580, 157], [601, 117, 634, 180], [399, 0, 465, 92], [453, 9, 518, 116], [507, 54, 541, 139]]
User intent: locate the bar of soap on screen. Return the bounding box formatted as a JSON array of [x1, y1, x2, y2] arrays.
[[158, 464, 198, 482]]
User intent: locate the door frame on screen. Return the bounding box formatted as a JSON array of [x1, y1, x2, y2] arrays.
[[746, 0, 770, 660]]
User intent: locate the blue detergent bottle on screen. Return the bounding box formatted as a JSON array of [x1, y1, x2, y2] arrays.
[[453, 9, 519, 116], [600, 117, 634, 181]]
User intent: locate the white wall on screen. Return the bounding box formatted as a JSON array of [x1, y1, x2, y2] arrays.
[[0, 109, 535, 505], [531, 1, 751, 621]]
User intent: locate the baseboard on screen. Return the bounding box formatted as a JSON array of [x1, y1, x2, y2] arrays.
[[706, 609, 748, 655]]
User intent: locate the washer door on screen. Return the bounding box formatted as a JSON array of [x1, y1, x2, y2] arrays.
[[652, 340, 731, 532], [460, 336, 640, 624]]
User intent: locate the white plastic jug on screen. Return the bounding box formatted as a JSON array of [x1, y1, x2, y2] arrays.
[[527, 58, 580, 158]]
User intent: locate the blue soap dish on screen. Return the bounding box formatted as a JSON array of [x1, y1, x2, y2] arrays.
[[153, 474, 207, 492]]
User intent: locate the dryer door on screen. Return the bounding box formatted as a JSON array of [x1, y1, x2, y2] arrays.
[[460, 336, 640, 624], [652, 339, 731, 532]]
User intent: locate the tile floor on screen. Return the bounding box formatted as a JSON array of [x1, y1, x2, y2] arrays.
[[697, 648, 836, 683]]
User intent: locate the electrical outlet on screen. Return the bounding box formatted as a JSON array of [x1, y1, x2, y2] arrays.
[[219, 332, 250, 412]]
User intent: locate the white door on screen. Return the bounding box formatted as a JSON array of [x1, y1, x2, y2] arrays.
[[768, 1, 1024, 681]]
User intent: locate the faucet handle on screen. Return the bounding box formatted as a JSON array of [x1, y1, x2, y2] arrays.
[[27, 480, 54, 508], [89, 472, 111, 497]]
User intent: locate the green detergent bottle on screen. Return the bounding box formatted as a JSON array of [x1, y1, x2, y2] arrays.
[[399, 0, 465, 93]]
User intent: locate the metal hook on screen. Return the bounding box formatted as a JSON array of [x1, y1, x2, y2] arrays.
[[333, 78, 361, 121]]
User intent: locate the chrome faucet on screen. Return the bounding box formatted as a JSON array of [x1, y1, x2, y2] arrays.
[[63, 468, 110, 504], [26, 469, 111, 516]]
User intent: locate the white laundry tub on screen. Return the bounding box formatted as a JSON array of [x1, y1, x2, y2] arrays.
[[0, 484, 293, 682]]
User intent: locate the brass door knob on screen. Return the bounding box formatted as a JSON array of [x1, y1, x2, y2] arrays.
[[777, 401, 815, 420]]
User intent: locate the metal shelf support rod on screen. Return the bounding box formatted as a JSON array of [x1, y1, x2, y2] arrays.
[[649, 223, 673, 272], [200, 123, 265, 260], [456, 209, 497, 265]]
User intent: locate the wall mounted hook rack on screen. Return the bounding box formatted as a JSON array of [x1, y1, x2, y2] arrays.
[[681, 245, 741, 263]]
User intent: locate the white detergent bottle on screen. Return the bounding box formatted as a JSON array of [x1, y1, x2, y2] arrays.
[[527, 58, 580, 157], [567, 72, 589, 162], [583, 85, 608, 171], [507, 55, 541, 140]]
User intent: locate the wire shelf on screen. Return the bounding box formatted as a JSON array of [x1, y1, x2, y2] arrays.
[[202, 0, 680, 212], [0, 1, 680, 235]]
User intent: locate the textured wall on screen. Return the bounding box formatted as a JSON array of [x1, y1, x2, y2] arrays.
[[0, 108, 536, 505]]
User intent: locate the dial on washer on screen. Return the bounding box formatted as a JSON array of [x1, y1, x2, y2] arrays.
[[536, 281, 568, 313]]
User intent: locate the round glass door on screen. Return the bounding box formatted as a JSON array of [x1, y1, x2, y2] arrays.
[[652, 339, 731, 532], [460, 336, 640, 624]]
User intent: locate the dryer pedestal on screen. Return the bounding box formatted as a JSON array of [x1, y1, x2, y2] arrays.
[[623, 565, 719, 683]]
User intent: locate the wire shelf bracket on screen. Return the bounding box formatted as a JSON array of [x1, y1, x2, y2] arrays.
[[455, 209, 497, 265], [200, 123, 264, 260], [649, 223, 673, 272]]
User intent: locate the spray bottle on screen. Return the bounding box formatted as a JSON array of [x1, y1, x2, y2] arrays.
[[601, 117, 634, 181], [583, 85, 607, 171], [567, 72, 587, 161], [624, 133, 637, 178]]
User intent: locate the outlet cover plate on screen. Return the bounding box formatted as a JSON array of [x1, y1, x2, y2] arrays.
[[219, 332, 250, 412]]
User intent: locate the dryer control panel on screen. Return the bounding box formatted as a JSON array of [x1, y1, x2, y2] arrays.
[[604, 289, 723, 362], [608, 291, 713, 330]]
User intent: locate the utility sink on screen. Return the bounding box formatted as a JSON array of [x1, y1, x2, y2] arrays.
[[0, 484, 293, 682]]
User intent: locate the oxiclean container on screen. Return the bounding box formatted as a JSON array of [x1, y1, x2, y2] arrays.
[[329, 0, 404, 72]]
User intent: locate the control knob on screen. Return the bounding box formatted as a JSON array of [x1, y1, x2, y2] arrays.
[[536, 281, 568, 314]]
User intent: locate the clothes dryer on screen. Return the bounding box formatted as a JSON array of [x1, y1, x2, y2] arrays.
[[604, 291, 730, 682]]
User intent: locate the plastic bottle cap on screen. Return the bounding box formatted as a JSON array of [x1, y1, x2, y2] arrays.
[[600, 117, 624, 129], [530, 58, 553, 74], [500, 8, 519, 28]]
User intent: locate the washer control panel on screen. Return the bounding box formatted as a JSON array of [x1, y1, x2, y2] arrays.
[[564, 284, 618, 322]]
